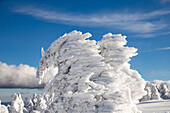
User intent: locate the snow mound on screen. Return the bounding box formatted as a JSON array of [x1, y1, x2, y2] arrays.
[[36, 30, 146, 113]]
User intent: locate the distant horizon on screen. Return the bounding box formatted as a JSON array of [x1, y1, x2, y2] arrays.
[[0, 88, 42, 102]]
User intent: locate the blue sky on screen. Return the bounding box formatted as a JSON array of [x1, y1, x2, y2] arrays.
[[0, 0, 170, 81]]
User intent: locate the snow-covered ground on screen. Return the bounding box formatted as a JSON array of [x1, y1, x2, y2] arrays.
[[137, 99, 170, 113]]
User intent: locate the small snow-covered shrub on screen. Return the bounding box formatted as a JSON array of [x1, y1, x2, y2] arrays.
[[0, 100, 9, 113], [8, 93, 25, 113]]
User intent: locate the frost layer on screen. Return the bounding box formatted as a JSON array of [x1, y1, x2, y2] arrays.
[[36, 30, 146, 113]]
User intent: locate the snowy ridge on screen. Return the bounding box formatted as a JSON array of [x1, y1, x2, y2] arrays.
[[0, 30, 146, 113]]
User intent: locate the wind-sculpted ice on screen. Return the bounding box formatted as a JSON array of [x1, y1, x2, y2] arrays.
[[36, 30, 146, 113], [0, 30, 146, 113], [98, 33, 146, 103]]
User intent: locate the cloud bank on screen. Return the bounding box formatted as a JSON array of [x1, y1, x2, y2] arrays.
[[12, 5, 170, 33], [0, 61, 57, 88]]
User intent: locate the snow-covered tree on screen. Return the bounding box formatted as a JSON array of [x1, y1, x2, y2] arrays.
[[159, 83, 169, 98], [140, 82, 161, 102], [34, 95, 47, 112], [32, 93, 38, 109], [24, 97, 34, 112], [36, 30, 146, 113], [0, 100, 9, 113], [151, 80, 170, 99], [98, 33, 146, 104], [8, 93, 25, 113], [140, 80, 170, 101]]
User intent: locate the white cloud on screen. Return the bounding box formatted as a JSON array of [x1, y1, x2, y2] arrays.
[[160, 0, 170, 3], [149, 71, 164, 75], [157, 47, 170, 50], [142, 47, 170, 52], [134, 31, 170, 38], [148, 70, 170, 77], [0, 61, 57, 88], [12, 5, 170, 33]]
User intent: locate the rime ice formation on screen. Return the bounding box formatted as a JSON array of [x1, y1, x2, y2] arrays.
[[140, 82, 161, 102], [34, 95, 47, 112], [36, 30, 146, 113], [0, 31, 146, 113], [24, 97, 34, 112], [159, 83, 169, 98], [0, 100, 9, 113], [8, 93, 25, 113], [152, 80, 170, 99], [140, 80, 170, 101], [98, 33, 146, 103]]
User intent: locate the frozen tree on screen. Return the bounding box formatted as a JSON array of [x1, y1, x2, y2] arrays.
[[97, 33, 146, 111], [34, 95, 47, 112], [36, 30, 146, 113], [8, 93, 25, 113], [24, 93, 47, 112], [140, 82, 161, 102], [152, 80, 170, 99], [0, 100, 9, 113], [159, 83, 169, 98], [140, 80, 170, 101], [98, 33, 146, 103], [32, 93, 38, 109], [24, 97, 34, 112]]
